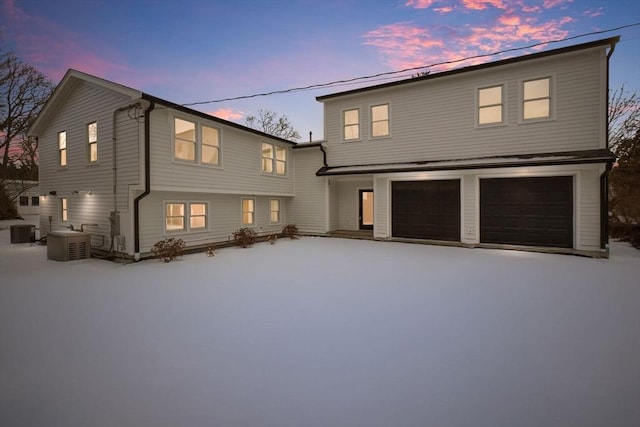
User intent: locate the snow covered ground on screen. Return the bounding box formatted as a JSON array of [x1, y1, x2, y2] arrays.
[[1, 215, 639, 427]]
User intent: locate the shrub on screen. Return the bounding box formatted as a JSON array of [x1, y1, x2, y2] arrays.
[[206, 245, 217, 257], [151, 237, 185, 262], [282, 224, 299, 239], [233, 227, 257, 248]]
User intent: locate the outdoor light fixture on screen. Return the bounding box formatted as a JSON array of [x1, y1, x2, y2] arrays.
[[48, 191, 56, 196]]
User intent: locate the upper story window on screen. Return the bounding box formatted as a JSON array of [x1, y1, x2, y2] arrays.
[[261, 143, 286, 175], [58, 131, 67, 167], [165, 202, 208, 232], [523, 77, 551, 120], [174, 118, 196, 161], [60, 197, 68, 222], [371, 104, 389, 137], [478, 85, 503, 125], [19, 196, 28, 206], [202, 125, 220, 165], [242, 198, 255, 226], [87, 122, 98, 162], [343, 109, 360, 140], [174, 118, 221, 166]]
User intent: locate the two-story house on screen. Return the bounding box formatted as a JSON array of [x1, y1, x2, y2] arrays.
[[29, 36, 618, 259]]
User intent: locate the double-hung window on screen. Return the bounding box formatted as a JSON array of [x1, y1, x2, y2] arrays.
[[523, 77, 551, 120], [174, 118, 221, 165], [87, 122, 98, 162], [174, 118, 196, 161], [261, 143, 286, 175], [478, 85, 503, 125], [343, 109, 360, 140], [58, 131, 67, 167], [165, 202, 208, 232], [242, 198, 255, 226], [31, 196, 40, 206], [61, 197, 68, 222], [371, 104, 389, 137], [270, 199, 281, 224], [19, 196, 28, 206]]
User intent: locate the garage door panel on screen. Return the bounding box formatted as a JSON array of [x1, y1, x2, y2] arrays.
[[392, 180, 461, 242], [480, 177, 573, 248]]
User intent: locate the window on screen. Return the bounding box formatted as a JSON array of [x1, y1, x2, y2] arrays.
[[270, 199, 280, 224], [343, 109, 359, 140], [174, 118, 196, 161], [202, 125, 220, 165], [242, 198, 255, 226], [190, 203, 207, 230], [58, 131, 67, 167], [371, 104, 389, 137], [164, 202, 208, 232], [262, 143, 286, 176], [31, 196, 40, 206], [478, 85, 503, 125], [87, 122, 98, 162], [19, 196, 28, 206], [523, 77, 551, 120], [61, 197, 68, 222]]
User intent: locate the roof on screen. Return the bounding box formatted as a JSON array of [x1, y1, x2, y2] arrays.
[[316, 149, 616, 176], [29, 69, 297, 146], [316, 36, 619, 102]]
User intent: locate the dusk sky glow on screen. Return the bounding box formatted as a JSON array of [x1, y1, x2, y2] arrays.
[[2, 0, 639, 140]]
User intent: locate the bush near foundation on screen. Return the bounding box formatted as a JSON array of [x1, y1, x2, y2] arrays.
[[151, 237, 186, 262], [233, 227, 257, 248], [282, 224, 299, 239]]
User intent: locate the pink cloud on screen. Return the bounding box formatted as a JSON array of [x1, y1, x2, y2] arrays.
[[543, 0, 573, 8], [405, 0, 438, 8], [583, 8, 604, 18], [461, 0, 506, 10], [434, 6, 454, 13], [499, 14, 521, 26], [207, 108, 245, 121]]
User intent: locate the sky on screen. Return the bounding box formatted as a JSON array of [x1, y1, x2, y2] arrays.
[[1, 0, 639, 141]]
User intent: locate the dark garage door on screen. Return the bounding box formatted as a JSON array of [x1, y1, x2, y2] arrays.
[[480, 176, 573, 248], [392, 180, 460, 241]]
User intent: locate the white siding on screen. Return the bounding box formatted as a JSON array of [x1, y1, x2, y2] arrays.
[[36, 80, 141, 249], [462, 174, 476, 243], [322, 48, 607, 166], [335, 179, 373, 231], [138, 191, 289, 254], [288, 147, 327, 234], [373, 176, 388, 238], [149, 109, 294, 196], [577, 168, 603, 251]]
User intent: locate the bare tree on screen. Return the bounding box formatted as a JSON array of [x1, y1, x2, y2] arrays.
[[608, 85, 639, 153], [0, 46, 55, 176], [245, 109, 301, 141]]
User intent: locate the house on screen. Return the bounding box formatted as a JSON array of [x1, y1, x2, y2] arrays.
[[28, 36, 618, 259], [298, 36, 619, 257], [4, 180, 40, 216]]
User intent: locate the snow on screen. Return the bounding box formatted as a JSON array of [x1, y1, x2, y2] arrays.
[[1, 215, 639, 427]]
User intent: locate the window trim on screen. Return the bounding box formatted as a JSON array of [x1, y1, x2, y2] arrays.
[[476, 84, 505, 127], [87, 121, 98, 164], [343, 108, 361, 141], [31, 196, 40, 206], [520, 75, 555, 123], [261, 142, 287, 176], [370, 103, 390, 138], [163, 201, 210, 234], [19, 196, 29, 206], [58, 131, 67, 168], [269, 198, 281, 224], [241, 197, 256, 226], [172, 116, 222, 167]]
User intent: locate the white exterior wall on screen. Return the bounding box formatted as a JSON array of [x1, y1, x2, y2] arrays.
[[288, 147, 328, 234], [138, 190, 289, 254], [37, 80, 142, 249], [148, 109, 294, 196], [371, 163, 604, 252], [334, 178, 373, 231], [321, 47, 607, 166]]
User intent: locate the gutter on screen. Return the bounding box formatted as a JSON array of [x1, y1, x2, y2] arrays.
[[133, 98, 156, 260]]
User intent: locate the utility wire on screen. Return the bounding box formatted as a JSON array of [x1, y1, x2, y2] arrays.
[[182, 23, 640, 107]]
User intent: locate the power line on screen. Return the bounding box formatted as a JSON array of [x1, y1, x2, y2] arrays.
[[182, 22, 640, 107]]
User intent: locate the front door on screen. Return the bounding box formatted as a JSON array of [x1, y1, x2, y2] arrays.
[[359, 190, 374, 230]]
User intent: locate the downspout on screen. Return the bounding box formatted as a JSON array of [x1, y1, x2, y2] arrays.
[[601, 39, 617, 251], [319, 144, 328, 168], [133, 99, 156, 260]]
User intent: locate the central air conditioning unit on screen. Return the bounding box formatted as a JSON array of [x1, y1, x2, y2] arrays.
[[10, 224, 36, 243], [47, 231, 91, 261]]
